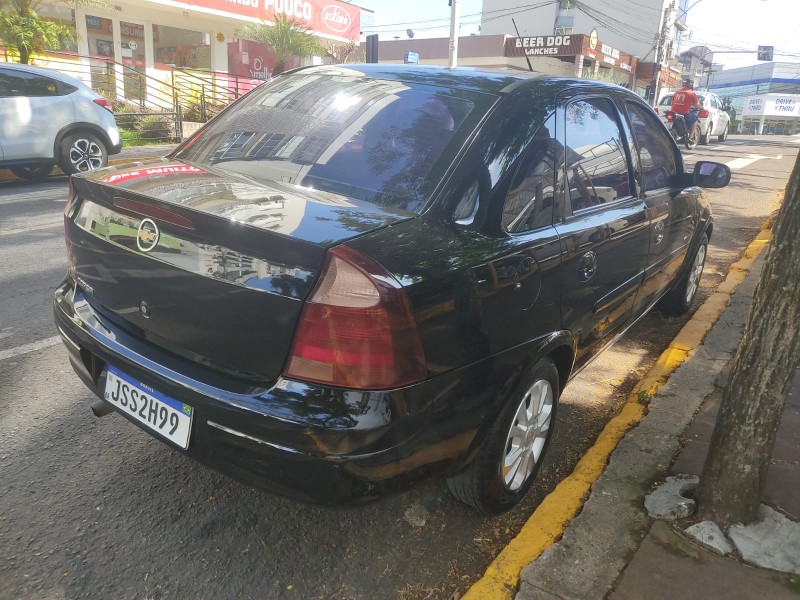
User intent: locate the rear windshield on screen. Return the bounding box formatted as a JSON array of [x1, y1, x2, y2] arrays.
[[175, 73, 494, 213], [660, 94, 706, 106]]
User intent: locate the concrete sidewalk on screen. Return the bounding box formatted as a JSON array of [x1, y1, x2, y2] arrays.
[[517, 250, 800, 599], [0, 144, 178, 182]]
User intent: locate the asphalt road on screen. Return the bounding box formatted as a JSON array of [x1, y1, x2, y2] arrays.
[[1, 136, 797, 600]]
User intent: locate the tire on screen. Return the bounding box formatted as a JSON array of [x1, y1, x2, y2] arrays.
[[58, 132, 108, 175], [699, 123, 710, 145], [10, 164, 54, 180], [686, 125, 699, 150], [658, 234, 708, 315], [718, 124, 729, 142], [447, 358, 560, 513]]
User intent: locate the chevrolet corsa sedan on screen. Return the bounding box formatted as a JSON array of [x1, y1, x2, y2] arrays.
[[55, 65, 730, 513]]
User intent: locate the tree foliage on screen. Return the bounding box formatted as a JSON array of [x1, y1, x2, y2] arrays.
[[0, 3, 74, 64], [0, 0, 107, 64], [235, 15, 325, 75]]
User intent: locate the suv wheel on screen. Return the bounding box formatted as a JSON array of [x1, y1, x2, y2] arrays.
[[10, 164, 55, 181], [447, 358, 559, 513], [718, 124, 729, 142], [59, 133, 108, 175]]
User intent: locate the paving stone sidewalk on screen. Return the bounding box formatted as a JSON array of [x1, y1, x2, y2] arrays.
[[517, 251, 800, 600]]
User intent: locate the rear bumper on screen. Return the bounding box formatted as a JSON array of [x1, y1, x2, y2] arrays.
[[53, 276, 502, 505]]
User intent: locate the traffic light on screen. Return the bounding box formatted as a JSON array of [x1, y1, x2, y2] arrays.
[[757, 46, 774, 61]]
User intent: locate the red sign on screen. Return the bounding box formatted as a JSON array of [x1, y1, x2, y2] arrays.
[[167, 0, 360, 40]]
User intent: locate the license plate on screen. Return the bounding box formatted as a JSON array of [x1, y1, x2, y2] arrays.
[[104, 366, 193, 449]]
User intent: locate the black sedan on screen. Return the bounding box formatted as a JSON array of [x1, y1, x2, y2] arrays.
[[54, 65, 729, 513]]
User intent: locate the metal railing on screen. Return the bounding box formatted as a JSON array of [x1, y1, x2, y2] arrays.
[[0, 49, 270, 130]]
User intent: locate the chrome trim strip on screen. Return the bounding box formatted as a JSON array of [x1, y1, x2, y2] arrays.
[[207, 420, 300, 454], [57, 326, 81, 351]]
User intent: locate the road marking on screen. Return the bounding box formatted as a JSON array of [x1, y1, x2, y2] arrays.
[[0, 336, 62, 362], [725, 153, 776, 170], [462, 223, 775, 600], [0, 220, 62, 236]]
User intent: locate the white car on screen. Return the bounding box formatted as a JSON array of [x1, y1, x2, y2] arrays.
[[0, 62, 121, 180], [655, 91, 731, 144]]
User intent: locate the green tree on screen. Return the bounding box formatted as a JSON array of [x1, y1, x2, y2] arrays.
[[721, 96, 737, 120], [235, 15, 325, 76], [0, 0, 107, 64], [0, 2, 73, 64]]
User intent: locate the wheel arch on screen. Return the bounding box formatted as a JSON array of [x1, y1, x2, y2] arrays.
[[53, 123, 113, 160]]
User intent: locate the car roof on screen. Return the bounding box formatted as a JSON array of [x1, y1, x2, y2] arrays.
[[290, 64, 634, 99], [0, 61, 91, 91]]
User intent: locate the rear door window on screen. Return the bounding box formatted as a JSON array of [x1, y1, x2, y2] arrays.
[[0, 69, 61, 97]]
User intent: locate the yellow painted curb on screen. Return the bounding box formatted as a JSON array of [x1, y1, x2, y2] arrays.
[[462, 223, 774, 600]]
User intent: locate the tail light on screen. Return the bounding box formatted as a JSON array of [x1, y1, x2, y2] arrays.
[[93, 98, 113, 112], [284, 245, 427, 390], [698, 109, 710, 118], [666, 112, 674, 121]]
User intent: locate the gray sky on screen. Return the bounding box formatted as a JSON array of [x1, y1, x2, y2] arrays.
[[356, 0, 799, 70]]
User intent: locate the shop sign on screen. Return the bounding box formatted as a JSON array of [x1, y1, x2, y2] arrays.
[[86, 15, 102, 29], [160, 0, 360, 40], [743, 95, 800, 117], [120, 22, 145, 38], [511, 35, 576, 56], [505, 33, 636, 76]]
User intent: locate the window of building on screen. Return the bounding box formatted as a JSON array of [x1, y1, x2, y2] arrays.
[[564, 98, 631, 213], [625, 102, 679, 192], [153, 25, 211, 70], [502, 114, 558, 233], [38, 4, 77, 53], [85, 15, 114, 58]]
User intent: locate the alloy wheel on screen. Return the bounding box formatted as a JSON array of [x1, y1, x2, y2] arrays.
[[69, 138, 104, 172], [685, 244, 706, 304], [502, 379, 553, 491]]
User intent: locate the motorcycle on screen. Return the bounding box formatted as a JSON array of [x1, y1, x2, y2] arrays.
[[665, 107, 700, 150]]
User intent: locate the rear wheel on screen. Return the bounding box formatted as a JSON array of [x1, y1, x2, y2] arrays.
[[58, 132, 108, 175], [447, 358, 559, 513], [10, 164, 54, 180], [658, 234, 708, 315], [718, 124, 729, 142], [686, 126, 699, 150], [699, 123, 711, 145]]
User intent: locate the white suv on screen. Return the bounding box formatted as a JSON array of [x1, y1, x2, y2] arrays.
[[0, 62, 121, 180], [656, 91, 731, 144]]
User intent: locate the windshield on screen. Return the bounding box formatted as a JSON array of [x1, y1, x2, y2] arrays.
[[175, 73, 493, 213], [661, 94, 706, 106]]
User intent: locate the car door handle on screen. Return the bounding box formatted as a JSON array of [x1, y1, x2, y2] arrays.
[[578, 251, 597, 282]]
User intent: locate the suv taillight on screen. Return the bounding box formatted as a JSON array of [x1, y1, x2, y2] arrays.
[[284, 245, 427, 390], [698, 109, 710, 118], [93, 98, 113, 112]]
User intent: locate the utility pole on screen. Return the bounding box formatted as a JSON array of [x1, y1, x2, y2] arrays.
[[649, 1, 674, 105], [448, 0, 459, 70]]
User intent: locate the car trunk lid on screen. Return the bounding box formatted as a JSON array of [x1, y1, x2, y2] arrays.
[[66, 159, 415, 382]]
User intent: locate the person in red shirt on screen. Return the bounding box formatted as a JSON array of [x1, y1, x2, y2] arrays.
[[671, 78, 703, 139]]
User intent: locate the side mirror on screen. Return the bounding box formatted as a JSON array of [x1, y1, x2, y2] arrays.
[[693, 161, 731, 188]]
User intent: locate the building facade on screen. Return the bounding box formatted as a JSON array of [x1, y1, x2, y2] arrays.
[[479, 0, 688, 99], [700, 62, 800, 122], [1, 0, 365, 109]]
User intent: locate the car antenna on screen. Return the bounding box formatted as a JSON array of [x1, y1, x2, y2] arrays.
[[512, 18, 534, 72]]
